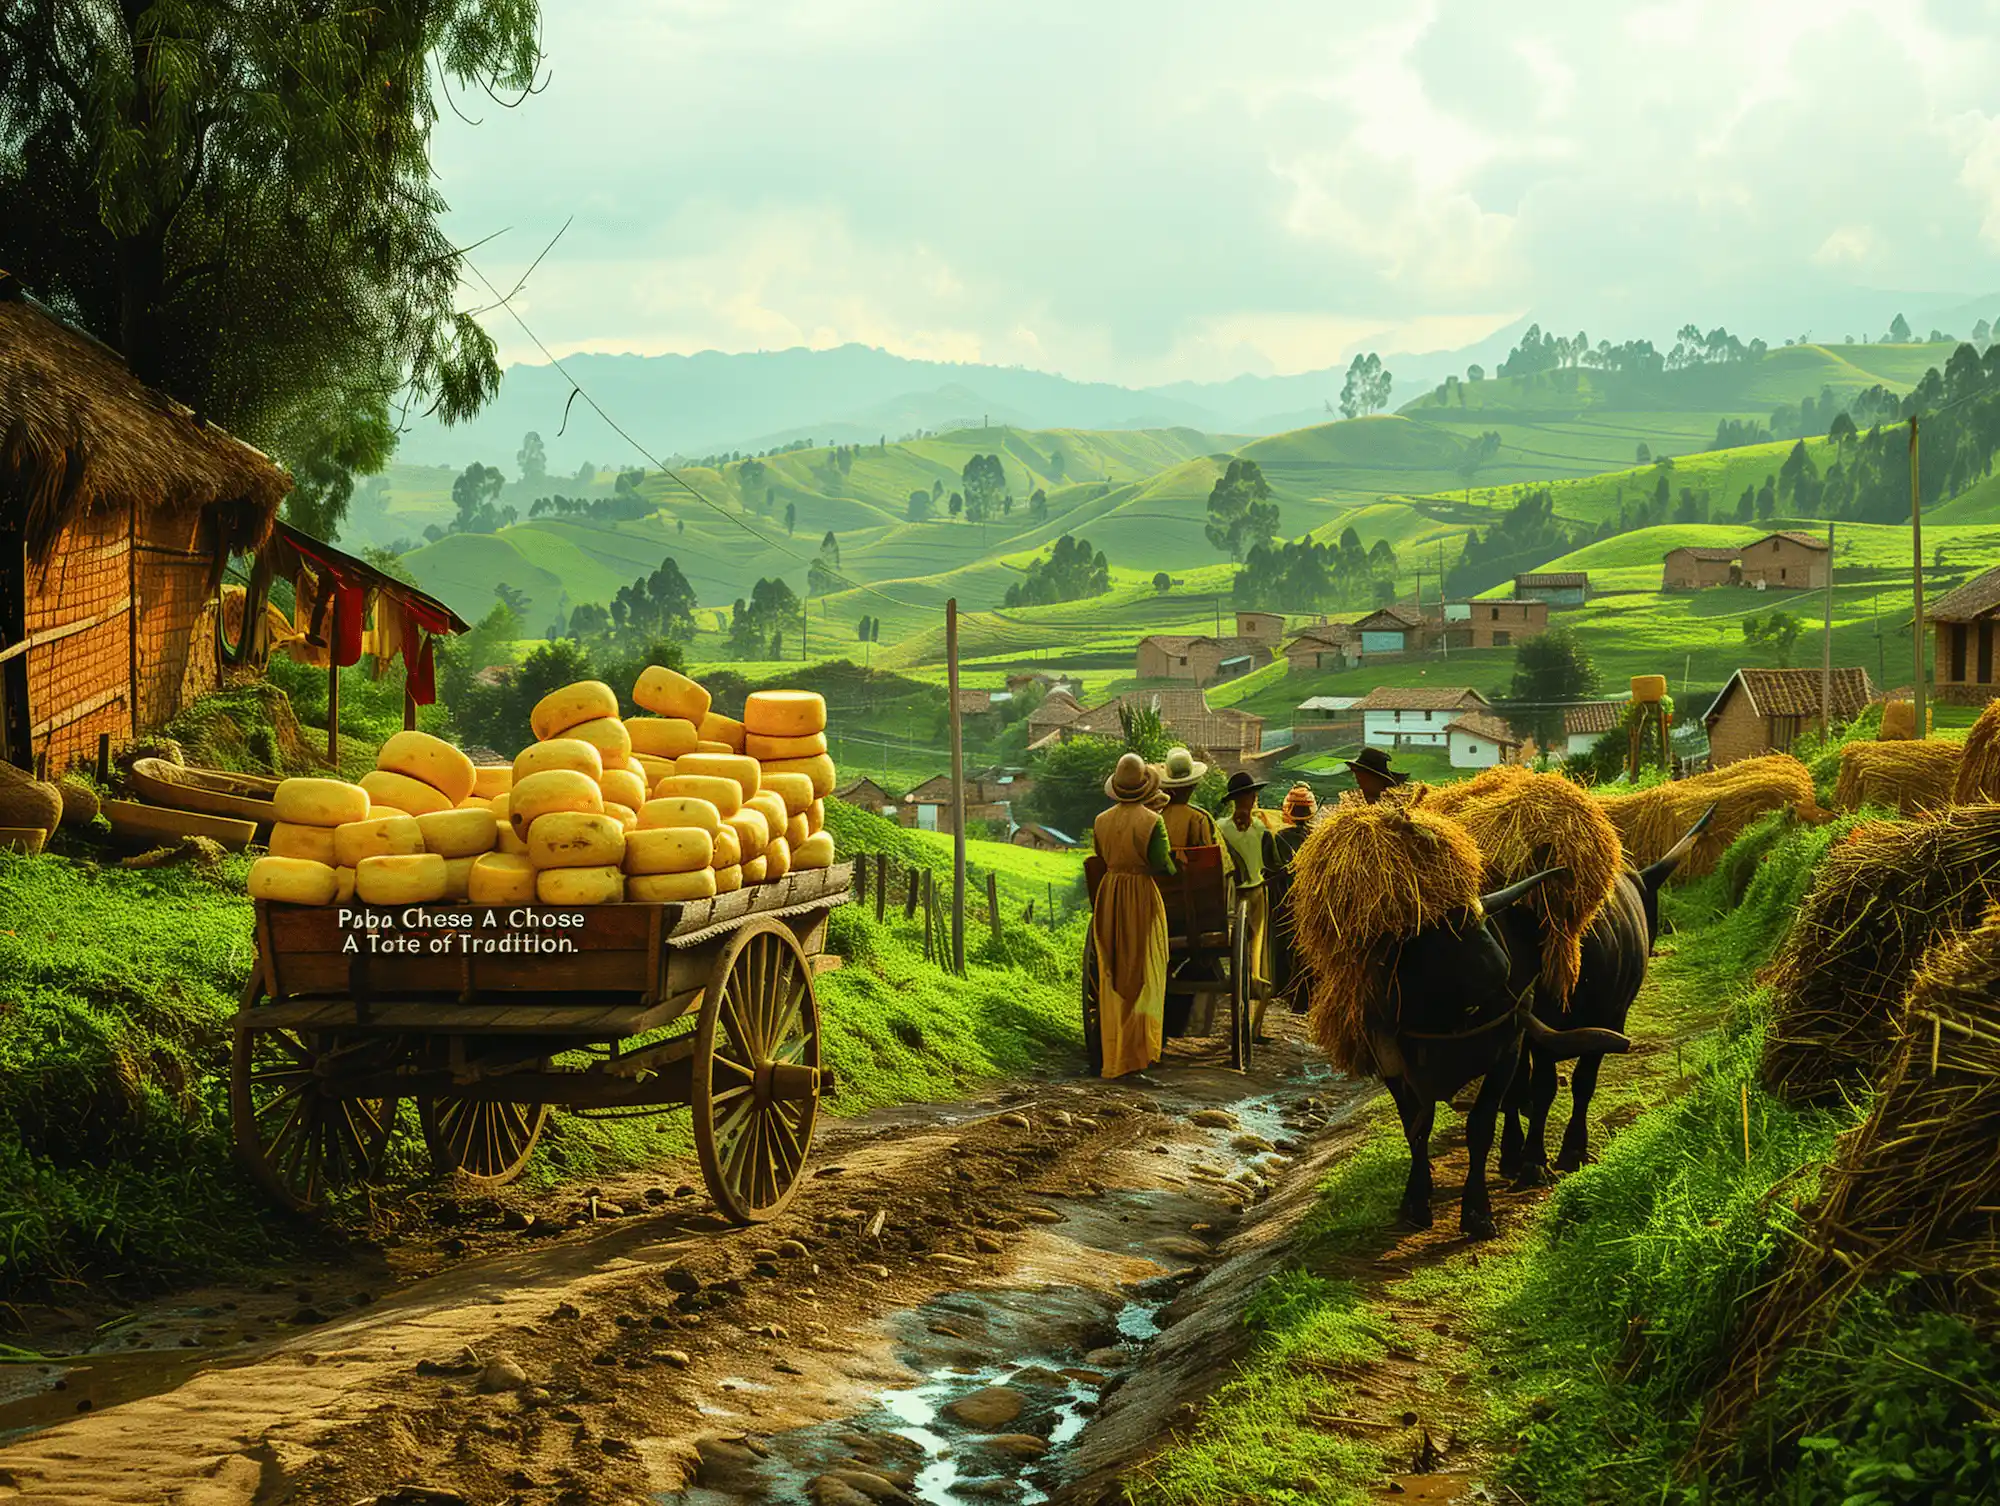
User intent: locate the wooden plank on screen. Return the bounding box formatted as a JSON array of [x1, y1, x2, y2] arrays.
[[0, 594, 132, 665], [265, 901, 659, 953], [237, 993, 692, 1036], [810, 954, 843, 975]]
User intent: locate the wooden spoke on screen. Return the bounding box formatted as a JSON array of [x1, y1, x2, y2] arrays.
[[419, 1094, 549, 1188], [231, 1026, 402, 1213]]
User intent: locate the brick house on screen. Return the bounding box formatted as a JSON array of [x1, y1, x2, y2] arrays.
[[1284, 622, 1357, 672], [1063, 687, 1276, 776], [1135, 631, 1272, 686], [1009, 822, 1076, 851], [1445, 712, 1524, 769], [899, 773, 1014, 834], [1740, 531, 1830, 590], [1232, 610, 1286, 649], [1025, 687, 1082, 743], [1561, 699, 1625, 756], [1925, 564, 2000, 705], [1, 270, 289, 772], [833, 776, 894, 815], [1350, 686, 1494, 749], [1441, 598, 1549, 649], [1514, 572, 1589, 607], [1662, 546, 1741, 590], [1294, 695, 1363, 749], [1352, 605, 1434, 658], [1703, 667, 1874, 764]]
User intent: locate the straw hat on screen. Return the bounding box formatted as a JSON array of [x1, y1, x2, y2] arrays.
[[1158, 746, 1209, 789], [1105, 751, 1162, 804]]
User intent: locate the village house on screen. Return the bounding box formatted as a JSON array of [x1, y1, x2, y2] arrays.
[[1561, 699, 1626, 756], [0, 269, 289, 772], [1005, 670, 1081, 699], [1024, 687, 1083, 748], [1284, 622, 1357, 673], [1703, 666, 1874, 765], [1440, 597, 1549, 649], [1009, 822, 1075, 852], [1925, 563, 2000, 704], [1351, 605, 1434, 659], [1134, 622, 1275, 686], [899, 773, 1016, 834], [1514, 572, 1590, 607], [1062, 687, 1278, 776], [1661, 545, 1742, 590], [1294, 695, 1363, 749], [1661, 531, 1830, 592], [1445, 712, 1524, 769], [1231, 610, 1287, 649], [833, 777, 895, 816], [1350, 686, 1494, 750]]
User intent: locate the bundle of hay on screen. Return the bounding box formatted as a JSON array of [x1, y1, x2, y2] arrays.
[[1877, 697, 1924, 739], [1289, 801, 1484, 1074], [1832, 738, 1961, 816], [1419, 770, 1621, 1002], [1951, 697, 2000, 804], [1761, 803, 2000, 1103], [1596, 754, 1817, 878]]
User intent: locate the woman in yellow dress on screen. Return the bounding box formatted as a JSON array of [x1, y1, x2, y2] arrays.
[[1091, 752, 1176, 1078]]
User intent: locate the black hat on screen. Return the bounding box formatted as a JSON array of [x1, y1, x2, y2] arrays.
[[1343, 747, 1407, 785], [1216, 769, 1268, 806]]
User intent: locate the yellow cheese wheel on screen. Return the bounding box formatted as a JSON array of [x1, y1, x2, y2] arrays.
[[654, 773, 741, 818], [695, 740, 736, 754], [746, 790, 789, 841], [456, 795, 493, 810], [490, 794, 530, 854], [760, 753, 836, 800], [741, 854, 769, 885], [514, 737, 603, 784], [510, 770, 605, 836], [792, 831, 835, 869], [359, 768, 454, 817], [786, 812, 809, 848], [628, 868, 718, 904], [760, 772, 815, 817], [416, 807, 498, 859], [601, 768, 649, 812], [468, 852, 537, 904], [712, 824, 743, 868], [530, 679, 619, 741], [527, 811, 625, 870], [355, 853, 448, 905], [712, 862, 743, 894], [273, 777, 371, 828], [377, 730, 476, 805], [676, 752, 761, 799], [471, 764, 513, 799], [743, 689, 826, 738], [765, 835, 792, 879], [441, 854, 478, 899], [699, 711, 747, 752], [605, 801, 639, 831], [367, 806, 402, 821], [726, 806, 770, 856], [333, 814, 425, 868], [633, 665, 712, 722], [746, 730, 829, 761], [566, 715, 633, 765], [249, 856, 339, 905], [626, 716, 700, 759], [536, 865, 624, 905], [268, 821, 338, 865], [334, 866, 356, 903], [639, 796, 722, 833], [632, 752, 676, 788], [807, 798, 824, 835], [624, 825, 715, 875]]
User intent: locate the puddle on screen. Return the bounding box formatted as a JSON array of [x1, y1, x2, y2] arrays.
[[0, 1346, 262, 1441]]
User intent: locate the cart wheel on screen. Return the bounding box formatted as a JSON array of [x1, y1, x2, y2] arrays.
[[693, 917, 822, 1223], [419, 1097, 549, 1188], [1230, 897, 1252, 1073], [1081, 937, 1104, 1075], [231, 1024, 400, 1212]]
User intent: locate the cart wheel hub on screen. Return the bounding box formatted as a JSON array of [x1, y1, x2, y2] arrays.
[[757, 1060, 819, 1104]]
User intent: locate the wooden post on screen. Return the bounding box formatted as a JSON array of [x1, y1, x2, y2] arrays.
[[875, 854, 888, 922], [326, 591, 341, 765], [986, 871, 1001, 946], [946, 597, 966, 976], [1819, 520, 1835, 742], [855, 853, 867, 907], [96, 731, 110, 784], [923, 869, 934, 962], [1910, 417, 1926, 739], [905, 865, 920, 919], [34, 747, 46, 781], [1047, 880, 1057, 933]]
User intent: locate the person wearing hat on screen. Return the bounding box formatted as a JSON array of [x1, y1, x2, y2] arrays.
[[1215, 769, 1275, 1041], [1156, 746, 1217, 851], [1090, 752, 1177, 1078], [1269, 783, 1318, 1015], [1344, 746, 1407, 804]]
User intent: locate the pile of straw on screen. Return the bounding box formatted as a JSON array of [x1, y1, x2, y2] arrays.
[[1761, 803, 2000, 1103], [1419, 770, 1621, 1002], [1832, 739, 1961, 816], [1596, 754, 1817, 878], [1951, 697, 2000, 804], [1289, 801, 1484, 1074]]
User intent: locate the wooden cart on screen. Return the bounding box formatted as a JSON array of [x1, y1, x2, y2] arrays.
[[1080, 845, 1255, 1074], [229, 864, 852, 1224]]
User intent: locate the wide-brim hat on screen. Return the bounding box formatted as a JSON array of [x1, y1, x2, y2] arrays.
[[1215, 769, 1268, 806], [1343, 747, 1407, 785], [1158, 746, 1209, 789], [1105, 751, 1162, 804], [1282, 781, 1317, 818]]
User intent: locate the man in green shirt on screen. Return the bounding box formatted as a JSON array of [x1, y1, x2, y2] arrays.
[[1216, 770, 1273, 1041]]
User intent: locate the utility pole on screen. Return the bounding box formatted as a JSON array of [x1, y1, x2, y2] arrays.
[[1910, 418, 1926, 738], [945, 598, 967, 975], [1819, 520, 1835, 742]]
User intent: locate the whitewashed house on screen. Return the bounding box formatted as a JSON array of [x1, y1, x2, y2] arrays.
[[1445, 712, 1524, 769], [1562, 700, 1626, 756], [1349, 686, 1494, 750]]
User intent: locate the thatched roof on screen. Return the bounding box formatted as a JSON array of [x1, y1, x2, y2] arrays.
[[0, 269, 289, 566], [1927, 563, 2000, 624], [1351, 685, 1490, 711], [1706, 666, 1874, 723]]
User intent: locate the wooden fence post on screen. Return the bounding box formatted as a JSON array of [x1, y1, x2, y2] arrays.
[[905, 866, 921, 919], [875, 854, 888, 922], [922, 870, 934, 962], [986, 871, 1001, 947], [96, 732, 111, 784], [1047, 881, 1057, 933]]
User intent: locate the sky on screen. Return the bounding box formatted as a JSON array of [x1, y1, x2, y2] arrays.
[[433, 0, 2000, 388]]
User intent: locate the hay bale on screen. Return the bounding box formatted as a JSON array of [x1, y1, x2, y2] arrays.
[[1832, 739, 1960, 816], [1761, 804, 2000, 1103], [1951, 698, 2000, 804], [1596, 755, 1817, 878], [1878, 698, 1917, 739], [1289, 801, 1484, 1074]]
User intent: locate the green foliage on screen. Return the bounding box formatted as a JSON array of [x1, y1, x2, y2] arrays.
[[1203, 457, 1280, 561], [1023, 735, 1123, 838], [961, 453, 1007, 523], [1743, 609, 1804, 667], [1448, 487, 1579, 596], [1338, 351, 1393, 419], [729, 577, 801, 660], [1510, 625, 1600, 746], [1234, 531, 1394, 613], [1003, 534, 1110, 608]]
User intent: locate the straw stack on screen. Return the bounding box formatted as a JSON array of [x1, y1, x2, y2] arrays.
[[1951, 697, 2000, 804], [1832, 739, 1961, 816], [1596, 754, 1817, 878]]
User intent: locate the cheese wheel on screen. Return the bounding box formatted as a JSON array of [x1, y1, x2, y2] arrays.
[[695, 740, 736, 754], [359, 768, 454, 817], [367, 806, 402, 821], [759, 753, 836, 800], [726, 806, 770, 855], [626, 717, 700, 759], [334, 814, 424, 868], [566, 715, 633, 765], [792, 831, 834, 869], [268, 821, 338, 865], [531, 679, 620, 741], [632, 752, 677, 788], [334, 866, 356, 903], [746, 790, 788, 841], [760, 772, 815, 817], [712, 824, 743, 868], [249, 856, 339, 905], [633, 665, 711, 722], [600, 768, 648, 812], [741, 854, 769, 885], [273, 777, 370, 828], [377, 730, 476, 805], [468, 851, 537, 904], [536, 865, 624, 905], [514, 737, 603, 784], [639, 796, 722, 833], [628, 868, 718, 904], [746, 730, 829, 761], [699, 711, 747, 752], [471, 764, 513, 799], [807, 798, 823, 835], [765, 836, 792, 879], [456, 795, 494, 810], [510, 770, 604, 835], [676, 752, 761, 800], [490, 794, 531, 854], [355, 853, 447, 905], [654, 773, 741, 818], [605, 801, 639, 831], [744, 690, 826, 738], [712, 863, 744, 894], [441, 854, 478, 899], [527, 811, 625, 870], [786, 812, 809, 848], [624, 826, 715, 875], [416, 807, 498, 858]]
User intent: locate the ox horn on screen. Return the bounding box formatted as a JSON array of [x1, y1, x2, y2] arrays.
[[1638, 801, 1720, 889], [1524, 1012, 1633, 1060], [1479, 865, 1570, 916]]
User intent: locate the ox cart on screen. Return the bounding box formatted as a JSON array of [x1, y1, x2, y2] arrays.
[[1080, 845, 1256, 1073], [229, 864, 852, 1224]]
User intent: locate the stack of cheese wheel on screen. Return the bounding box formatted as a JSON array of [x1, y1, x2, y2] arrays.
[[744, 690, 836, 870], [627, 664, 706, 792], [252, 776, 373, 904], [512, 681, 627, 904], [350, 731, 486, 903]]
